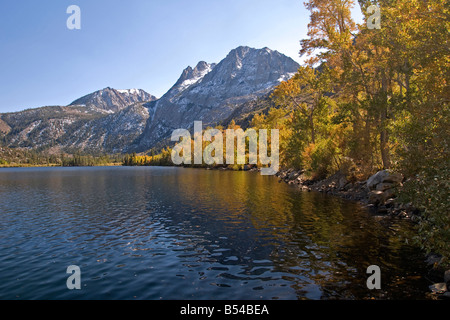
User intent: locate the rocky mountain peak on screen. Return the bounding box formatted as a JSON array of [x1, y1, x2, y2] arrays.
[[136, 46, 300, 151], [69, 87, 157, 113], [1, 45, 300, 154], [166, 61, 216, 98]]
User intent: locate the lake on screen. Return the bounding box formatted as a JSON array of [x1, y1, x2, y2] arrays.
[[0, 166, 430, 300]]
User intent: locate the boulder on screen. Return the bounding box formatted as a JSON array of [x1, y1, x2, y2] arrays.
[[383, 172, 404, 184], [383, 188, 396, 200], [426, 254, 443, 266], [445, 270, 450, 284], [376, 182, 397, 191], [288, 171, 300, 180], [368, 189, 396, 206], [385, 198, 396, 207], [278, 172, 287, 179], [367, 170, 391, 190], [429, 283, 448, 294], [367, 170, 404, 190], [338, 176, 348, 189], [368, 190, 386, 205]]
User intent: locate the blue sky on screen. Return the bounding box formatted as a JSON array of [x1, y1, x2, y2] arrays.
[[0, 0, 363, 113]]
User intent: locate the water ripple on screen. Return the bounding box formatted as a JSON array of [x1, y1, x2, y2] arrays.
[[0, 167, 430, 300]]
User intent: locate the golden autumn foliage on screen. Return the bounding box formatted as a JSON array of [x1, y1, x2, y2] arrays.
[[255, 0, 449, 264], [124, 0, 448, 263]]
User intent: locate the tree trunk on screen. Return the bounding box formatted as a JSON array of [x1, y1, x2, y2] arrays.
[[380, 107, 391, 169], [380, 71, 391, 169]]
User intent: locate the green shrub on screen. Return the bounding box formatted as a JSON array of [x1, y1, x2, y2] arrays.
[[306, 139, 340, 180], [399, 161, 450, 267]]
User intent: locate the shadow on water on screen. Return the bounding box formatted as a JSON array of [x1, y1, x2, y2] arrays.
[[0, 166, 430, 300]]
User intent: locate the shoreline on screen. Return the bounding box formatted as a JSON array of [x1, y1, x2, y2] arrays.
[[273, 167, 449, 299], [206, 164, 449, 299], [0, 163, 122, 168], [275, 168, 415, 219], [1, 163, 448, 298]]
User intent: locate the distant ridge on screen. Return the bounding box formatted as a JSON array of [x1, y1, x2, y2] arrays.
[[0, 46, 299, 153], [69, 87, 157, 113]]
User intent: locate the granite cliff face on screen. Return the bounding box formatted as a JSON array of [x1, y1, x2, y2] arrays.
[[0, 46, 299, 153], [135, 46, 299, 150]]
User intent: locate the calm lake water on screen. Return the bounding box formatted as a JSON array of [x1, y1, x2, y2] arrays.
[[0, 166, 430, 300]]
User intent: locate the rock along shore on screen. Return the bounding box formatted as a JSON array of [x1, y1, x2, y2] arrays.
[[206, 164, 449, 298], [274, 167, 450, 300], [275, 168, 415, 219]]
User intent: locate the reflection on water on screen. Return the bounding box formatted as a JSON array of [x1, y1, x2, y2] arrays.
[[0, 167, 429, 300]]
